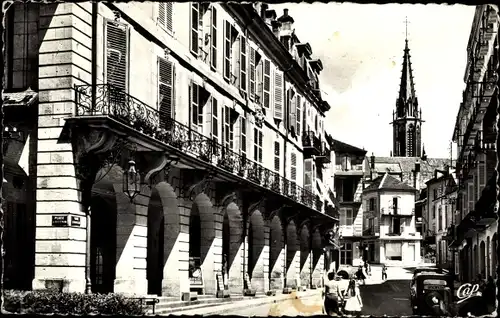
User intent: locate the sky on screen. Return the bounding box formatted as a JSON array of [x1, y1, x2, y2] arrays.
[[271, 3, 476, 159]]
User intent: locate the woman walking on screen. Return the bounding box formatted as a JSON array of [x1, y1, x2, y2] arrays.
[[343, 279, 363, 316]]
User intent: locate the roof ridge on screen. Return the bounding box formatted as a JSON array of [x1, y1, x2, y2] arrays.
[[379, 172, 389, 189]]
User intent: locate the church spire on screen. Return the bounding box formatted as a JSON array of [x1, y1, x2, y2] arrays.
[[399, 19, 416, 104]]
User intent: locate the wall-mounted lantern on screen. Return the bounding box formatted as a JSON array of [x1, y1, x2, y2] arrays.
[[123, 160, 140, 202]]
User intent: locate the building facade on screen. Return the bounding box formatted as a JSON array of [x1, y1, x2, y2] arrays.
[[326, 136, 367, 268], [362, 173, 421, 266], [2, 2, 338, 297], [449, 4, 498, 283]]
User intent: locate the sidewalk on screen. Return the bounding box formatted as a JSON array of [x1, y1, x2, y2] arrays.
[[164, 289, 321, 315]]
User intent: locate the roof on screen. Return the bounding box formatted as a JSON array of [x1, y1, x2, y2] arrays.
[[368, 156, 453, 175], [326, 134, 366, 155], [364, 172, 417, 193]]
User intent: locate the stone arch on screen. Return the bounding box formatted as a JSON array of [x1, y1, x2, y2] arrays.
[[189, 192, 217, 295], [222, 202, 244, 294], [90, 164, 120, 294], [285, 220, 300, 289], [247, 210, 266, 292], [269, 215, 284, 291], [299, 223, 311, 288], [492, 233, 497, 279], [311, 228, 323, 287], [480, 240, 486, 278]]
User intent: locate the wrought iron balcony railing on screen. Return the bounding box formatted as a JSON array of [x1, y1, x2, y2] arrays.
[[75, 84, 318, 210], [302, 131, 321, 156], [315, 141, 331, 163]]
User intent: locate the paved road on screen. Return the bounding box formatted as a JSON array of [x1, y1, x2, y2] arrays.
[[222, 279, 413, 316]]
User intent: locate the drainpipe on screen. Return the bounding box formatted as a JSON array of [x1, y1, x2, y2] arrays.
[[85, 1, 98, 295]]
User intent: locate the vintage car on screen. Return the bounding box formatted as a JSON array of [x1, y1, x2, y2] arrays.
[[410, 267, 450, 289], [410, 272, 454, 316]]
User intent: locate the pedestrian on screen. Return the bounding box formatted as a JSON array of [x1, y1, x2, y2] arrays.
[[356, 266, 366, 285], [343, 278, 363, 316], [323, 272, 344, 316], [366, 261, 371, 276], [382, 265, 387, 280]]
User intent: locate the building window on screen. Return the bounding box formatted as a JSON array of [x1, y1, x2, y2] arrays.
[[340, 242, 353, 265], [433, 188, 438, 200], [304, 159, 315, 192], [274, 141, 280, 173], [239, 34, 247, 92], [210, 6, 217, 71], [253, 127, 263, 163], [105, 20, 129, 93], [273, 68, 284, 120], [262, 59, 271, 108], [158, 57, 175, 130], [385, 242, 402, 261], [392, 197, 399, 214], [223, 20, 238, 82], [190, 83, 210, 132], [296, 99, 302, 136], [369, 198, 375, 211], [290, 152, 297, 181], [438, 206, 443, 231], [158, 2, 173, 33], [211, 97, 219, 143], [340, 209, 353, 226], [190, 3, 200, 56], [222, 105, 235, 150], [240, 116, 246, 157], [432, 204, 436, 219]]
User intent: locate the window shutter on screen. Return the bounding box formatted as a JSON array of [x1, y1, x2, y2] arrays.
[[253, 128, 263, 163], [478, 161, 486, 194], [274, 141, 280, 173], [158, 3, 173, 33], [158, 57, 174, 129], [211, 97, 219, 142], [239, 35, 247, 92], [249, 48, 256, 100], [222, 105, 233, 150], [468, 183, 474, 212], [158, 3, 165, 27], [105, 20, 128, 92], [274, 68, 284, 120], [240, 116, 247, 156], [304, 158, 313, 192], [296, 99, 302, 136], [263, 59, 271, 108], [223, 20, 231, 80], [191, 83, 199, 128], [190, 3, 200, 56], [290, 93, 298, 133], [210, 7, 217, 70], [291, 152, 297, 181]]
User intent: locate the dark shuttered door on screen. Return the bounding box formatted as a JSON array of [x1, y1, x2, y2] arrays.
[[158, 57, 174, 130]]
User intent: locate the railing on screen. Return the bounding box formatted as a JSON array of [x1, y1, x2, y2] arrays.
[[302, 131, 321, 151], [381, 207, 401, 215], [316, 141, 331, 162], [335, 164, 363, 172], [75, 84, 317, 210]]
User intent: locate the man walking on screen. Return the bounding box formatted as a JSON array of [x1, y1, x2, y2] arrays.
[[323, 272, 344, 316]]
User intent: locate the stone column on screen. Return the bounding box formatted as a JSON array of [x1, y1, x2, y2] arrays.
[[113, 184, 150, 295], [227, 204, 244, 295], [33, 2, 92, 293]]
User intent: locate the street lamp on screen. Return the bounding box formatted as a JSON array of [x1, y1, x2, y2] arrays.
[[123, 160, 140, 202]]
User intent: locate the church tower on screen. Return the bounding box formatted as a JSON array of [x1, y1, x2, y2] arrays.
[[391, 28, 423, 158]]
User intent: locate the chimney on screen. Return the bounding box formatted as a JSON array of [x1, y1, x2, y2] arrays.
[[370, 153, 375, 180], [283, 8, 289, 16]]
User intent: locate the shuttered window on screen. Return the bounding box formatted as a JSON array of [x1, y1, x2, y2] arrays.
[[211, 97, 218, 142], [291, 152, 297, 181], [190, 3, 200, 56], [253, 128, 263, 163], [158, 57, 174, 129], [158, 2, 173, 33], [105, 20, 128, 92], [274, 141, 280, 173], [274, 68, 284, 120], [304, 158, 314, 192], [240, 116, 247, 156], [222, 105, 234, 150], [190, 83, 204, 131], [263, 59, 271, 108], [296, 99, 302, 136], [289, 92, 297, 133], [249, 48, 256, 100], [210, 7, 217, 70], [223, 20, 232, 80], [239, 35, 247, 92]]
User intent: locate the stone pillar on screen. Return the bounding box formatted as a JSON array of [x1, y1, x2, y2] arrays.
[[269, 218, 284, 291], [227, 204, 244, 295], [113, 184, 150, 295], [300, 228, 311, 288], [33, 2, 92, 293]]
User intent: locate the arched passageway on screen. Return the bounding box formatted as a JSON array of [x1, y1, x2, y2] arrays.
[[188, 193, 217, 295], [480, 241, 486, 278], [222, 202, 243, 294], [269, 215, 284, 291], [299, 224, 311, 288], [311, 229, 323, 288], [247, 210, 266, 292], [285, 221, 300, 289], [90, 167, 118, 294], [146, 186, 164, 295]]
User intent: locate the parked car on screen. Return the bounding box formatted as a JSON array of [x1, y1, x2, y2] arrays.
[[410, 272, 454, 316]]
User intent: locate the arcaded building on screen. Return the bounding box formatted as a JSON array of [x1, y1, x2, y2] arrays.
[[2, 2, 338, 297]]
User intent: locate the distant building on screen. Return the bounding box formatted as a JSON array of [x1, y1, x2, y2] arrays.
[[362, 173, 421, 266], [326, 136, 367, 268]]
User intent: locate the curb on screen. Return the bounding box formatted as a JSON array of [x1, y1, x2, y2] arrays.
[[166, 291, 320, 315]]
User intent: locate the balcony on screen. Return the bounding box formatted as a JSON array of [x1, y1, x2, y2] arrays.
[[362, 227, 376, 237], [315, 141, 331, 164], [334, 163, 364, 176], [74, 83, 319, 211], [380, 207, 413, 217], [302, 131, 321, 157]]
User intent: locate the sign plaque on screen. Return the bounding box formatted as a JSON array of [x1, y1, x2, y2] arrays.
[[71, 216, 81, 227], [52, 215, 68, 227]]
